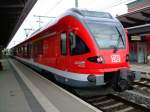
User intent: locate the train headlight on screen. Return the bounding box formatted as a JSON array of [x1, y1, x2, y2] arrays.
[[87, 56, 104, 63], [97, 56, 104, 63], [126, 54, 129, 62]]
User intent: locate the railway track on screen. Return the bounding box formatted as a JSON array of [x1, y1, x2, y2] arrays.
[[81, 93, 149, 112], [132, 77, 150, 98], [133, 78, 150, 89]]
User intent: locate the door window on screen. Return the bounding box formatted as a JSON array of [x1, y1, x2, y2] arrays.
[[60, 32, 67, 55], [69, 32, 89, 55]]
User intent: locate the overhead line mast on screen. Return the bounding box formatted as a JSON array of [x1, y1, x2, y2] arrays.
[[75, 0, 78, 8], [34, 15, 56, 28]]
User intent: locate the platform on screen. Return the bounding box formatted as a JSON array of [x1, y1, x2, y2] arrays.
[[130, 64, 150, 79], [130, 64, 150, 73], [0, 59, 34, 112], [0, 58, 101, 112]]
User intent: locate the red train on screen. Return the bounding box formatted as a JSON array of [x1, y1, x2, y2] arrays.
[[12, 8, 140, 91]]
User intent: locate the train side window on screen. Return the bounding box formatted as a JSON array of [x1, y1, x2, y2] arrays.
[[27, 44, 32, 57], [69, 32, 89, 55], [60, 32, 67, 55]]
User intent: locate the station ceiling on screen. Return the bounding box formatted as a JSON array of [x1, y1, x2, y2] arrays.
[[117, 6, 150, 35], [0, 0, 37, 48]]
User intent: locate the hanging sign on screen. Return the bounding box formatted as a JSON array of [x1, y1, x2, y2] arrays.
[[131, 36, 141, 40]]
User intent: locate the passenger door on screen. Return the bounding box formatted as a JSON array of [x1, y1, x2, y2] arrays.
[[58, 32, 68, 70], [68, 31, 90, 71]]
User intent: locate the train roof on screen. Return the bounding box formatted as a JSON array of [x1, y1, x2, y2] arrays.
[[64, 8, 119, 26], [67, 8, 113, 19], [28, 9, 116, 39], [14, 8, 119, 48]]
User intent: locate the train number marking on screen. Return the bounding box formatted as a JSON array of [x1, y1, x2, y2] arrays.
[[111, 55, 120, 63]]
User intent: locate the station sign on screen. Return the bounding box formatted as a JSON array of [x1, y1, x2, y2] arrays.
[[131, 36, 141, 41]]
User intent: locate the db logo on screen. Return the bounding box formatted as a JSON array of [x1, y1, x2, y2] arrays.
[[111, 55, 120, 63]]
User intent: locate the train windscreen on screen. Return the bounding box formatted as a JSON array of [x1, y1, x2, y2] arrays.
[[86, 20, 126, 49]]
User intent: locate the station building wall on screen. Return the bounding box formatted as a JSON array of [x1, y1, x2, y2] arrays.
[[129, 34, 150, 64]]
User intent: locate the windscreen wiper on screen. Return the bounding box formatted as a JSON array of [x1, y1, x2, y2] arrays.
[[113, 27, 125, 53]]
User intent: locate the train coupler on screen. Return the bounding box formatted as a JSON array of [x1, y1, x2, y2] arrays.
[[112, 69, 141, 92]]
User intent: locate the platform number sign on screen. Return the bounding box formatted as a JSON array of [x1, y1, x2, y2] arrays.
[[111, 55, 120, 63]]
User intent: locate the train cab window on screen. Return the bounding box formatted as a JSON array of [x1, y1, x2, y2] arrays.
[[69, 32, 89, 55], [60, 32, 67, 55]]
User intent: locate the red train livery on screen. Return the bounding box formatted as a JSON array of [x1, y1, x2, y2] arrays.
[[12, 8, 140, 91]]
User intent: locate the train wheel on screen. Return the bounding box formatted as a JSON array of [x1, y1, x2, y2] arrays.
[[117, 79, 129, 92], [112, 72, 130, 92]]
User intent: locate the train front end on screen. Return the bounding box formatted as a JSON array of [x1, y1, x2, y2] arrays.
[[80, 11, 141, 91]]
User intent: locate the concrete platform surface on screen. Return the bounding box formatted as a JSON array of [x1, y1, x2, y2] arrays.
[[0, 58, 102, 112], [130, 64, 150, 79], [0, 59, 33, 112], [130, 64, 150, 73]]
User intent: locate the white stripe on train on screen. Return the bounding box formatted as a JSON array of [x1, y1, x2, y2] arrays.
[[15, 56, 99, 81]]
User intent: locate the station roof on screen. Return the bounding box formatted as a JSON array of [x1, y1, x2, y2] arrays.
[[117, 6, 150, 35], [0, 0, 37, 48]]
